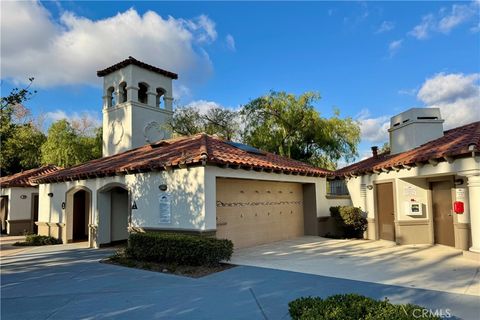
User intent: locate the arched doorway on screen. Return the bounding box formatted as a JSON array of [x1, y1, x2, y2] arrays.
[[97, 183, 130, 245], [65, 186, 92, 244], [72, 190, 88, 241]]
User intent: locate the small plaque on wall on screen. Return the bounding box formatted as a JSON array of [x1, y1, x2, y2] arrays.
[[159, 193, 172, 224], [403, 185, 416, 197]]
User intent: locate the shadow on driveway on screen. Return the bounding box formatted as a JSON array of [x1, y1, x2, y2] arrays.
[[1, 244, 479, 319]]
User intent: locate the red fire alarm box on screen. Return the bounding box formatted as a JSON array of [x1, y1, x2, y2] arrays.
[[453, 201, 464, 214]]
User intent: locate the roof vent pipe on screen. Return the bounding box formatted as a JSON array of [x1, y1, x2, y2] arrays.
[[371, 146, 378, 158]]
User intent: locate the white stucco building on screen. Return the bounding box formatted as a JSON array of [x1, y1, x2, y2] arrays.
[[29, 57, 479, 261], [33, 57, 339, 249], [0, 166, 59, 235], [338, 108, 480, 260]]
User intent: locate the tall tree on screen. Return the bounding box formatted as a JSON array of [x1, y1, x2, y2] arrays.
[[41, 120, 102, 168], [168, 106, 240, 140], [0, 78, 44, 175], [241, 91, 360, 169]]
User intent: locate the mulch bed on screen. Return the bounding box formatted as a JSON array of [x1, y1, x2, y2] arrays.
[[101, 249, 235, 278]]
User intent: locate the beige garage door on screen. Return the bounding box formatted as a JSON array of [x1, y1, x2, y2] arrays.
[[216, 178, 304, 249]]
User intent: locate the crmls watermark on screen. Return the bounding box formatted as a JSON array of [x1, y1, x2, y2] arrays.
[[402, 305, 452, 318]]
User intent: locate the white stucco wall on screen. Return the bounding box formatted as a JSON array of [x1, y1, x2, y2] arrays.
[[0, 187, 37, 221], [346, 157, 479, 224], [38, 164, 352, 246], [38, 166, 206, 245]]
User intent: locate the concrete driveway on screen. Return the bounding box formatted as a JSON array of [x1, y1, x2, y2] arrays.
[[1, 241, 480, 319], [231, 236, 480, 296]]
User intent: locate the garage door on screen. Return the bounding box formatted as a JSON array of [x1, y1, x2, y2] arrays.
[[216, 178, 304, 249]]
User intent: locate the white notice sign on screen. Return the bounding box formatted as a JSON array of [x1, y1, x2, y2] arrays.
[[404, 186, 417, 197], [159, 193, 171, 224], [456, 188, 466, 200]]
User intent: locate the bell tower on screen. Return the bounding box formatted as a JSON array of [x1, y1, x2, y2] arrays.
[[97, 56, 177, 157]]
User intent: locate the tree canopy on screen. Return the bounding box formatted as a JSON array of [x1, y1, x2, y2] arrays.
[[41, 120, 102, 168], [1, 79, 102, 175], [168, 105, 239, 140], [169, 91, 360, 170], [241, 91, 360, 169], [0, 79, 45, 175]]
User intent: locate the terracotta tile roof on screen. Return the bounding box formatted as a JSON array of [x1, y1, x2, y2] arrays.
[[97, 56, 178, 79], [0, 165, 61, 188], [33, 134, 332, 184], [336, 121, 480, 176]]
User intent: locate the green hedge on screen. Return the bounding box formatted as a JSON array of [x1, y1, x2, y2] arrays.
[[125, 232, 233, 266], [289, 294, 441, 320], [13, 234, 62, 246], [330, 206, 367, 238]]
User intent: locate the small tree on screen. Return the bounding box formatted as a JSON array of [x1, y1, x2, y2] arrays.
[[330, 206, 367, 238], [168, 106, 240, 140]]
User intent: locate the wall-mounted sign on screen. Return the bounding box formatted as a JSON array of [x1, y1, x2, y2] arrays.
[[455, 188, 466, 200], [403, 186, 416, 197], [159, 193, 171, 224]]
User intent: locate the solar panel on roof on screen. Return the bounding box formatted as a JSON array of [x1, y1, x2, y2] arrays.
[[226, 141, 266, 155]]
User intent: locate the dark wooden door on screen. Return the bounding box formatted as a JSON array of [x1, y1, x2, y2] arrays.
[[32, 194, 39, 234], [73, 191, 87, 241], [432, 181, 454, 247], [376, 182, 395, 241]]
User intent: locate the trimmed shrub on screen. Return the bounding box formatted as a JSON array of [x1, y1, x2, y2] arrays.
[[289, 294, 442, 320], [14, 234, 62, 246], [125, 232, 233, 266], [330, 206, 367, 238]]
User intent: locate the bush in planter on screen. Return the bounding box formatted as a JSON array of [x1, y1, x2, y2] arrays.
[[13, 234, 62, 246], [126, 232, 233, 266], [289, 294, 441, 320], [330, 206, 367, 238]]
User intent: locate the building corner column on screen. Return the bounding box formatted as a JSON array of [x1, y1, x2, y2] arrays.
[[466, 174, 480, 254]]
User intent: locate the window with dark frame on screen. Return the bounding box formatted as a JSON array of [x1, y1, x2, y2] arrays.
[[327, 179, 349, 196]]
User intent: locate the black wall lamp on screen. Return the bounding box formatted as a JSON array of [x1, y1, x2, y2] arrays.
[[47, 192, 54, 197], [366, 185, 374, 190], [20, 195, 27, 199], [454, 179, 464, 186], [159, 184, 168, 191]]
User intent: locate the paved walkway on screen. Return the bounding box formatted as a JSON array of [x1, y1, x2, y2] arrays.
[[1, 243, 479, 319], [231, 236, 480, 296], [0, 235, 27, 257]]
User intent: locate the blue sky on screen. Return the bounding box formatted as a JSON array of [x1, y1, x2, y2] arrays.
[[1, 1, 479, 163]]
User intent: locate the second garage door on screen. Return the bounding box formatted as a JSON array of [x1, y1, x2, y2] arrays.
[[216, 178, 304, 249]]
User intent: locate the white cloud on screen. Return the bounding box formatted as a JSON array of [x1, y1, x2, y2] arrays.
[[388, 39, 403, 56], [184, 100, 224, 115], [398, 88, 418, 96], [471, 22, 480, 33], [417, 73, 480, 129], [1, 1, 218, 88], [44, 109, 101, 134], [356, 109, 391, 144], [409, 14, 435, 39], [437, 4, 476, 34], [357, 72, 480, 149], [225, 34, 236, 51], [409, 2, 478, 39], [376, 21, 395, 34]]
